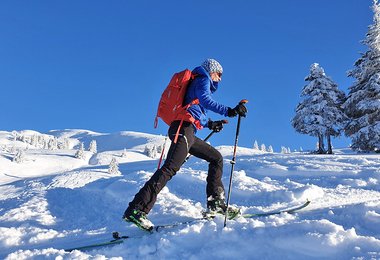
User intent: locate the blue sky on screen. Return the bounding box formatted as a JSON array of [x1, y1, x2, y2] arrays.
[[0, 1, 373, 151]]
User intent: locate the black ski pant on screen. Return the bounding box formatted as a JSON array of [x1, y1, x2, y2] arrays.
[[126, 121, 225, 214]]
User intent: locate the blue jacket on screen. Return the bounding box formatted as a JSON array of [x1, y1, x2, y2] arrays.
[[184, 66, 229, 128]]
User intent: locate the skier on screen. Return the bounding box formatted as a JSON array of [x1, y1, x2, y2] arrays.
[[123, 58, 248, 230]]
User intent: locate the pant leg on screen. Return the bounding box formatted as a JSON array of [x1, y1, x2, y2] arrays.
[[189, 137, 225, 199], [126, 121, 195, 214]]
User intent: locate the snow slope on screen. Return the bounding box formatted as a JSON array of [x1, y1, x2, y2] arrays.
[[1, 129, 380, 259]]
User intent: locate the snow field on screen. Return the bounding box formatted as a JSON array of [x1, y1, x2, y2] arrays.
[[0, 130, 380, 259]]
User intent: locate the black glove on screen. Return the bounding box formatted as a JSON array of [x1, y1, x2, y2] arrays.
[[227, 103, 248, 117], [208, 120, 224, 132]]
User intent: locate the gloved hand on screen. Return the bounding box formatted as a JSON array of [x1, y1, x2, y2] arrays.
[[208, 120, 224, 132], [227, 103, 248, 117]]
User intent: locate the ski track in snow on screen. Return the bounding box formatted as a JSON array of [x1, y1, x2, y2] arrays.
[[0, 130, 380, 259]]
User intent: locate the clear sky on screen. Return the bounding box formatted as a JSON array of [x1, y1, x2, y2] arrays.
[[0, 0, 373, 151]]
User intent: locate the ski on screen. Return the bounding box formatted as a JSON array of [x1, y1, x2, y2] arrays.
[[65, 201, 310, 252], [154, 200, 310, 231], [242, 199, 311, 218], [65, 232, 130, 252]]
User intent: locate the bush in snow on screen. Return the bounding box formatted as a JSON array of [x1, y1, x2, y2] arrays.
[[13, 149, 25, 163], [292, 63, 346, 154], [108, 157, 121, 175], [343, 1, 380, 152], [75, 142, 85, 159], [88, 140, 97, 153]]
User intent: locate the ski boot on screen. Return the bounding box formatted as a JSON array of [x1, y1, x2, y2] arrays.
[[123, 208, 154, 232], [204, 196, 241, 220]]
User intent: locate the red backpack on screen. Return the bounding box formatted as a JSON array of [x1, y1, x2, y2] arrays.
[[154, 69, 201, 143]]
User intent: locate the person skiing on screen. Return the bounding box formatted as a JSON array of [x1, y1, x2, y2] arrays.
[[123, 58, 248, 230]]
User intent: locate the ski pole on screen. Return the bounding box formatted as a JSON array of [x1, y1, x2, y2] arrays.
[[224, 99, 248, 228]]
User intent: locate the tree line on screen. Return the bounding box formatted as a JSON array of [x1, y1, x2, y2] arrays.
[[292, 1, 380, 154]]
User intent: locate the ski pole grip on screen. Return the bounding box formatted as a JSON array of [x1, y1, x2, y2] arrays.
[[239, 99, 248, 105]]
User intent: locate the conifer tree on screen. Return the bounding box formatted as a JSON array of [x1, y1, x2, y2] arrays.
[[292, 63, 346, 154], [31, 135, 38, 147], [75, 142, 85, 159], [253, 140, 259, 150], [89, 140, 97, 153], [11, 131, 18, 141], [108, 157, 121, 175], [13, 149, 25, 163], [281, 146, 288, 154], [64, 138, 70, 149], [343, 0, 380, 152], [144, 145, 157, 158], [48, 138, 58, 150]]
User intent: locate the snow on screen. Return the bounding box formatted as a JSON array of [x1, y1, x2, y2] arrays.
[[1, 129, 380, 259]]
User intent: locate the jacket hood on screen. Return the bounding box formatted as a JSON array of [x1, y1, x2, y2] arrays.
[[192, 66, 218, 93]]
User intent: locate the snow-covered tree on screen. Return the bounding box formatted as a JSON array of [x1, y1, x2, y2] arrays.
[[9, 146, 16, 154], [253, 140, 259, 150], [75, 142, 85, 159], [121, 148, 128, 158], [343, 1, 380, 152], [20, 135, 27, 143], [157, 144, 163, 154], [260, 144, 266, 152], [31, 135, 38, 147], [63, 138, 70, 149], [57, 139, 65, 149], [48, 138, 58, 150], [108, 157, 121, 175], [11, 131, 18, 141], [88, 140, 97, 153], [13, 149, 25, 163], [292, 63, 346, 154], [281, 146, 288, 154], [144, 145, 157, 158], [267, 145, 274, 153]]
